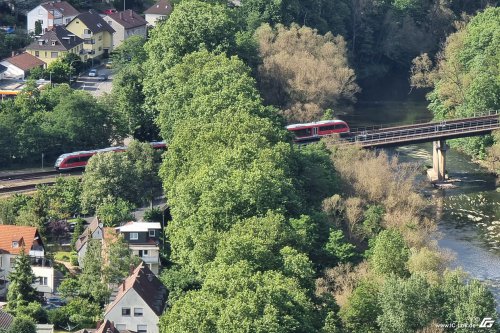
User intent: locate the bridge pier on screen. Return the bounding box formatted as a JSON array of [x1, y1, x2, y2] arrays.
[[428, 139, 449, 182]]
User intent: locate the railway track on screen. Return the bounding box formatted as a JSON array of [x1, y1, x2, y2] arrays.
[[0, 182, 56, 195], [0, 170, 61, 182]]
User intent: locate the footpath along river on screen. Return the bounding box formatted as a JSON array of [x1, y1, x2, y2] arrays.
[[343, 74, 500, 309]]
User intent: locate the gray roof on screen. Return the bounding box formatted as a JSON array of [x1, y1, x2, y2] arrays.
[[144, 0, 173, 15], [28, 25, 83, 51], [0, 309, 13, 330], [72, 10, 115, 34], [107, 10, 147, 29]]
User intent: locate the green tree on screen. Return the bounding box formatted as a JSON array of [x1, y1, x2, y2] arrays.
[[145, 49, 264, 142], [6, 247, 40, 314], [145, 0, 239, 68], [34, 20, 42, 35], [377, 275, 440, 333], [80, 152, 140, 212], [111, 35, 147, 72], [16, 301, 48, 323], [339, 279, 381, 333], [160, 261, 319, 333], [103, 234, 141, 284], [369, 229, 409, 277], [96, 196, 134, 227], [46, 59, 72, 84], [78, 239, 109, 304], [57, 278, 80, 300], [325, 229, 356, 263], [71, 218, 84, 250], [6, 317, 36, 333]]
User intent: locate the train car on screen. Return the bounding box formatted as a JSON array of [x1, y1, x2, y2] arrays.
[[55, 142, 166, 171], [286, 119, 350, 142]]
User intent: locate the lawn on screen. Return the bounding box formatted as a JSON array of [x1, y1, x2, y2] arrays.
[[54, 251, 72, 262]]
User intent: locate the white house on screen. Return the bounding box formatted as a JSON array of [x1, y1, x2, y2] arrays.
[[75, 217, 103, 266], [104, 10, 147, 48], [27, 1, 79, 34], [0, 225, 55, 298], [105, 263, 167, 333], [115, 222, 162, 274], [143, 0, 172, 27], [0, 52, 46, 80]]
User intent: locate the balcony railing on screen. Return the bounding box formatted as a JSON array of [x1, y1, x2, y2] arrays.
[[82, 33, 92, 39]]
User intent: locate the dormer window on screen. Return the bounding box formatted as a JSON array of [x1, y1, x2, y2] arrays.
[[149, 230, 155, 237], [12, 241, 19, 248], [51, 41, 56, 46]]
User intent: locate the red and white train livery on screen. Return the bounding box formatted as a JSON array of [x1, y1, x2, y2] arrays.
[[286, 119, 350, 142], [54, 141, 166, 171]]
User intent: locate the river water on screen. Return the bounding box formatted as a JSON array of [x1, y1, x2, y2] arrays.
[[344, 75, 500, 309]]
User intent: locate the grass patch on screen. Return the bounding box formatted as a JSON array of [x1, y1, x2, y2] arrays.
[[54, 251, 72, 262]]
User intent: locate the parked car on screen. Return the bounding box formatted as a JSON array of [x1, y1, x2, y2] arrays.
[[46, 296, 66, 307], [105, 60, 113, 69], [98, 74, 108, 81], [103, 9, 117, 15], [88, 69, 98, 77], [42, 303, 60, 310]]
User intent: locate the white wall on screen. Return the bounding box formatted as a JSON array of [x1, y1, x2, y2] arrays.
[[106, 289, 160, 333], [0, 61, 25, 80], [32, 266, 55, 294], [27, 6, 49, 34], [105, 16, 147, 48], [145, 14, 165, 27]]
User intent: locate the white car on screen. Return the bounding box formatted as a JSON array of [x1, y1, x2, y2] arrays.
[[88, 69, 98, 77]]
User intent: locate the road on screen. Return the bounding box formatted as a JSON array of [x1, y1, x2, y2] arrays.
[[73, 64, 113, 97]]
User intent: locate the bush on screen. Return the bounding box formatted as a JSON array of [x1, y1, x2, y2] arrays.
[[143, 207, 163, 222], [70, 251, 79, 266]]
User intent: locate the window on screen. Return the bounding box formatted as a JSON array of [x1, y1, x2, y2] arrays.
[[134, 308, 143, 317], [319, 125, 336, 132], [137, 325, 147, 333], [108, 20, 112, 25], [51, 51, 58, 58], [84, 29, 91, 35], [292, 128, 312, 137], [9, 258, 16, 266], [39, 277, 48, 285], [65, 18, 70, 24], [35, 51, 39, 57], [98, 46, 102, 51], [51, 41, 56, 46], [121, 308, 131, 316], [98, 35, 102, 41], [12, 241, 19, 248], [139, 250, 148, 257], [130, 232, 138, 240], [149, 230, 155, 237]]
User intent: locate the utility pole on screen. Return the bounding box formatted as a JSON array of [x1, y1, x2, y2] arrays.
[[123, 0, 126, 11]]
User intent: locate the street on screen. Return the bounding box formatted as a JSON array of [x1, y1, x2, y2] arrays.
[[73, 64, 113, 97]]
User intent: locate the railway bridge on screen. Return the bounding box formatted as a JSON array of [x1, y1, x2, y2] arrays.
[[343, 112, 499, 182]]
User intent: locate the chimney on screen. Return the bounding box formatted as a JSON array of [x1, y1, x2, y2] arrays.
[[119, 12, 123, 20], [11, 51, 15, 57], [129, 9, 132, 17], [96, 320, 103, 329], [122, 280, 126, 291], [129, 263, 135, 275]]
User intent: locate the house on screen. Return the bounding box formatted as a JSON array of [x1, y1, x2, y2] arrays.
[[105, 263, 167, 333], [26, 26, 84, 65], [104, 10, 147, 48], [0, 53, 46, 79], [75, 319, 136, 333], [115, 222, 162, 274], [0, 309, 13, 331], [75, 217, 104, 266], [27, 1, 80, 34], [144, 0, 172, 27], [66, 10, 115, 61], [0, 225, 54, 298], [36, 323, 55, 333]]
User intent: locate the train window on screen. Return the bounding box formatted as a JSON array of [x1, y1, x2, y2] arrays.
[[294, 128, 312, 137], [79, 155, 92, 162], [319, 125, 336, 131], [334, 124, 347, 130], [66, 157, 80, 164]]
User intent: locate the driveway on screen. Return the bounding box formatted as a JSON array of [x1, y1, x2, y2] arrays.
[[73, 65, 113, 97]]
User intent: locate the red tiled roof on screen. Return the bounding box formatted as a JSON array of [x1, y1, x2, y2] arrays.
[[144, 0, 173, 15], [41, 1, 80, 17], [107, 10, 147, 29], [0, 225, 41, 255], [4, 53, 46, 71], [105, 263, 167, 317]]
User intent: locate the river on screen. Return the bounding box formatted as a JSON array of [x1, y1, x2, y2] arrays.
[[345, 74, 500, 309]]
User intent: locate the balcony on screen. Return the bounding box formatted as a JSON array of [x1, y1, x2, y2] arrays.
[[82, 33, 92, 39], [140, 255, 159, 264], [83, 38, 95, 45], [29, 256, 53, 268]]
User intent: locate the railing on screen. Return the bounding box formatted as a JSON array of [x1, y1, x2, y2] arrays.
[[349, 110, 499, 133], [345, 118, 499, 147]]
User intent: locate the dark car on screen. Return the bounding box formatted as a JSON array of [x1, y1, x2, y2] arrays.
[[98, 74, 108, 81], [46, 296, 66, 307]]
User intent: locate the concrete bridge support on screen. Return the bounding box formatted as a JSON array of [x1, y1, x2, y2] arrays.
[[428, 139, 449, 182]]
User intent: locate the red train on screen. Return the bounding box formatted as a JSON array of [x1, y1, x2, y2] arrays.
[[286, 119, 350, 142], [54, 141, 167, 171]]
